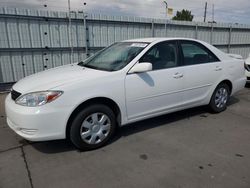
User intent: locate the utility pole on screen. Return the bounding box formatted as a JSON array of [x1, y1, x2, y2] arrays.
[[83, 2, 88, 57], [163, 1, 168, 37], [68, 0, 73, 64], [204, 2, 207, 22], [163, 1, 168, 19], [212, 4, 214, 23]]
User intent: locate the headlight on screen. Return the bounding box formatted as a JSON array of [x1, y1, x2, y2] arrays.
[[245, 62, 250, 71], [15, 91, 63, 107]]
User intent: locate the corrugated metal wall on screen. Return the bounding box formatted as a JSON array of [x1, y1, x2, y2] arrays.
[[0, 7, 250, 83]]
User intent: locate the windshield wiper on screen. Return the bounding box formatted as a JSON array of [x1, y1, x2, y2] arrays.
[[77, 62, 96, 69], [78, 62, 111, 71]]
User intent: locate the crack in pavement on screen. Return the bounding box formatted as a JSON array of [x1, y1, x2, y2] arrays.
[[0, 144, 35, 188], [21, 146, 34, 188], [0, 145, 22, 154]]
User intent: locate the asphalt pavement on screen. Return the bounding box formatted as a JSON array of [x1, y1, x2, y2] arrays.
[[0, 87, 250, 188]]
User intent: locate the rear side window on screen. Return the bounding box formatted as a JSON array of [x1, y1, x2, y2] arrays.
[[180, 41, 219, 66]]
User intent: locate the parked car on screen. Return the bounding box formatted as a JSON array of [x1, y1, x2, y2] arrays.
[[5, 38, 246, 150], [245, 54, 250, 83]]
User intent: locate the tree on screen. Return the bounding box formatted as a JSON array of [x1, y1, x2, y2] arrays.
[[172, 9, 194, 21]]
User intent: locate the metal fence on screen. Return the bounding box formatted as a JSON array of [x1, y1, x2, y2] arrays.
[[0, 7, 250, 84]]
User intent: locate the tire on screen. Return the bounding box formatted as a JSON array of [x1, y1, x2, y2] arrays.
[[70, 104, 116, 150], [209, 83, 230, 113]]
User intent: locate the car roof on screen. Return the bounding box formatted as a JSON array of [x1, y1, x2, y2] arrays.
[[123, 37, 232, 61], [123, 37, 199, 43]]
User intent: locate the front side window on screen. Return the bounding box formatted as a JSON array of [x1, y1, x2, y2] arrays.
[[180, 41, 219, 66], [140, 41, 178, 70], [78, 42, 148, 71]]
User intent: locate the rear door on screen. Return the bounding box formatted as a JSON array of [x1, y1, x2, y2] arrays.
[[179, 40, 222, 105]]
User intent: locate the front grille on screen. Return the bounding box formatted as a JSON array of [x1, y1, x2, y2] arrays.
[[11, 89, 21, 101], [247, 77, 250, 81]]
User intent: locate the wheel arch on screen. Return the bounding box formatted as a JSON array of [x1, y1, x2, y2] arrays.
[[218, 79, 233, 95], [66, 97, 122, 139]]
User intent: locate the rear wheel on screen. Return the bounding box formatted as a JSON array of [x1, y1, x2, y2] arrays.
[[70, 104, 116, 150], [209, 83, 230, 113]]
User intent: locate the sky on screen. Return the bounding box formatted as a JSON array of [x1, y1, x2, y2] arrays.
[[0, 0, 250, 24]]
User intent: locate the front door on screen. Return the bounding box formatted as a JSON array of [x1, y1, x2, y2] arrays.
[[125, 41, 185, 121]]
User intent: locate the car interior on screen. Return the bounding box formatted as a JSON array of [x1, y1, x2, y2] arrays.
[[140, 43, 178, 70]]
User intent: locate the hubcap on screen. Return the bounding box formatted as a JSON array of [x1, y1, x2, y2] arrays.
[[80, 113, 111, 145], [215, 87, 228, 108]]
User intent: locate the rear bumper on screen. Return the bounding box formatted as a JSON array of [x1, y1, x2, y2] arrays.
[[5, 94, 70, 141], [231, 77, 247, 95]]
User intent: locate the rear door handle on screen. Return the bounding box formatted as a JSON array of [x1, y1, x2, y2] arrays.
[[215, 66, 222, 71], [173, 72, 183, 79]]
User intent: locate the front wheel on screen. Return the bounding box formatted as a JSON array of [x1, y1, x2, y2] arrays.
[[209, 83, 230, 113], [70, 104, 116, 150]]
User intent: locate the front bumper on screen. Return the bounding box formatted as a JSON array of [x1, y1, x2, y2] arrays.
[[5, 94, 70, 141], [246, 70, 250, 83], [247, 77, 250, 83]]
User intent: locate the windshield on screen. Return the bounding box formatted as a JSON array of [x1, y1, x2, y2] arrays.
[[78, 42, 148, 71]]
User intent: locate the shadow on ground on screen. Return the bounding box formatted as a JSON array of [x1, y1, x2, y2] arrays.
[[30, 95, 240, 154]]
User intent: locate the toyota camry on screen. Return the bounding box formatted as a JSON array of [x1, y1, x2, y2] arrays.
[[5, 38, 246, 150]]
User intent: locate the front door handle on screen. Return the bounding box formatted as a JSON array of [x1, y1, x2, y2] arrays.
[[215, 66, 222, 71], [173, 72, 183, 79]]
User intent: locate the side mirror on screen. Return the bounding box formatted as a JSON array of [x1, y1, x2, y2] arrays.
[[128, 62, 152, 74]]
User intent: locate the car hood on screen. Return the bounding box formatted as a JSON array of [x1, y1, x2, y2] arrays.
[[13, 64, 110, 93], [246, 57, 250, 65]]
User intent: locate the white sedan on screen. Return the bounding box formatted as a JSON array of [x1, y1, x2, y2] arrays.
[[245, 54, 250, 83], [5, 38, 246, 150]]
